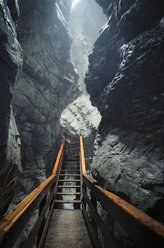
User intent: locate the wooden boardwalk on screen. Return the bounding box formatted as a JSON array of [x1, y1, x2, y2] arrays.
[[44, 209, 91, 248]]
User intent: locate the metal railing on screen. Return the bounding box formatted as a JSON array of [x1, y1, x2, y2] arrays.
[[0, 137, 66, 248], [80, 136, 164, 248]]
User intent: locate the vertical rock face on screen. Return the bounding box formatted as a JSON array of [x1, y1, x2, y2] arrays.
[[12, 0, 79, 200], [60, 0, 106, 157], [86, 0, 164, 222], [0, 1, 22, 217]]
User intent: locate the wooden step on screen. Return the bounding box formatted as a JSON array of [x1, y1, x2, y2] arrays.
[[65, 153, 79, 156], [63, 163, 80, 166], [56, 192, 81, 195], [69, 142, 79, 145], [59, 179, 80, 182], [57, 185, 81, 188], [67, 146, 80, 149], [63, 163, 79, 165], [63, 167, 80, 169], [65, 156, 79, 158], [63, 161, 80, 166], [63, 161, 80, 165], [66, 148, 80, 151], [64, 160, 79, 162], [62, 167, 80, 170], [55, 200, 81, 204], [60, 174, 80, 177], [63, 165, 79, 168], [63, 161, 79, 164], [61, 169, 80, 175], [63, 160, 79, 163]]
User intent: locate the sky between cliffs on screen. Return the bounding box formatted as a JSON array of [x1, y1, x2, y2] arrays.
[[71, 0, 80, 9]]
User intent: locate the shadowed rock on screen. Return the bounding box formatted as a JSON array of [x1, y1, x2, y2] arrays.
[[0, 0, 22, 218]]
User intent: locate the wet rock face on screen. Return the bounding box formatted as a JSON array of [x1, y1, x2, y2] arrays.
[[86, 0, 164, 222], [12, 0, 79, 199], [0, 1, 22, 217]]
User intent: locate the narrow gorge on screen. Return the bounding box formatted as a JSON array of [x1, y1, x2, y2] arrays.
[[0, 0, 164, 247]]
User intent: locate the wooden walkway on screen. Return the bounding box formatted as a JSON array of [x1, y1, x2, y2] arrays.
[[44, 209, 91, 248], [45, 141, 91, 247], [0, 136, 164, 248]]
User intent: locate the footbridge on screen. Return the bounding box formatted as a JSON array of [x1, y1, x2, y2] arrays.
[[0, 136, 164, 248]]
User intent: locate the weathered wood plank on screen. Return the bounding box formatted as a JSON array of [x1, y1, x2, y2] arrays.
[[45, 209, 91, 248]]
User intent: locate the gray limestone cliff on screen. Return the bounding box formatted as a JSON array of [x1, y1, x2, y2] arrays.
[[0, 0, 22, 218], [12, 0, 79, 201], [86, 0, 164, 226]]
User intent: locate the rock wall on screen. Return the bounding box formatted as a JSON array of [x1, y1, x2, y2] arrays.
[[0, 0, 22, 217], [86, 0, 164, 223], [60, 0, 106, 159], [12, 0, 79, 201]]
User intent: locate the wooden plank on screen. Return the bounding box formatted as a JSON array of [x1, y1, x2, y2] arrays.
[[60, 174, 80, 176], [52, 138, 65, 175], [57, 185, 81, 188], [66, 153, 79, 156], [80, 136, 86, 174], [64, 159, 79, 162], [55, 200, 81, 204], [59, 179, 80, 182], [45, 210, 91, 248], [56, 192, 81, 195], [0, 175, 56, 248], [83, 175, 164, 248], [62, 166, 80, 169], [83, 189, 117, 248], [82, 203, 101, 248], [69, 142, 79, 145]]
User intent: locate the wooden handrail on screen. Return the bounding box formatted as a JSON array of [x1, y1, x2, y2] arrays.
[[80, 135, 164, 248], [52, 137, 65, 175], [0, 137, 66, 248], [80, 136, 86, 175], [97, 185, 164, 238]]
